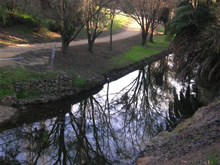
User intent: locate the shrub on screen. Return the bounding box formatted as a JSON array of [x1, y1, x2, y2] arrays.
[[6, 14, 40, 31], [47, 20, 60, 33]]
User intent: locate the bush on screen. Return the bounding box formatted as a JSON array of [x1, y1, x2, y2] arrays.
[[5, 14, 40, 31], [167, 1, 217, 38], [47, 20, 60, 33]]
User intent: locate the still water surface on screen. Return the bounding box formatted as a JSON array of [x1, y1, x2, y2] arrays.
[[0, 56, 202, 164]]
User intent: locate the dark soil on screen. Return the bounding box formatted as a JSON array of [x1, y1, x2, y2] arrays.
[[21, 34, 143, 79]]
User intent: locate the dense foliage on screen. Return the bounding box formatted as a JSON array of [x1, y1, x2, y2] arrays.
[[168, 0, 217, 38], [0, 2, 40, 29], [168, 0, 220, 96], [0, 3, 8, 26]]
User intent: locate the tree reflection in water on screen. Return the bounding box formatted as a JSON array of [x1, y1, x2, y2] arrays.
[[0, 55, 202, 164]]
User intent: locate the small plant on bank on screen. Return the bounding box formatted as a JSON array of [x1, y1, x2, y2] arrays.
[[208, 155, 218, 165], [72, 76, 86, 87], [206, 152, 220, 165], [193, 135, 201, 140]]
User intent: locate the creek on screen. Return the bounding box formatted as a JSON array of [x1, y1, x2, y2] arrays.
[[0, 55, 203, 165]]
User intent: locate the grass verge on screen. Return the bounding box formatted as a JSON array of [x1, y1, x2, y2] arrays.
[[0, 67, 55, 99], [108, 34, 170, 70]]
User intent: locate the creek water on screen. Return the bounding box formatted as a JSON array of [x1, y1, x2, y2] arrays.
[[0, 55, 202, 165]]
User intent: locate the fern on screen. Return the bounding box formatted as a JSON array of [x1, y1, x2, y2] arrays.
[[167, 3, 195, 39]]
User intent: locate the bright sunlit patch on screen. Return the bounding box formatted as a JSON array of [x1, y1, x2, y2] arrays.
[[8, 44, 33, 48], [15, 44, 33, 47]]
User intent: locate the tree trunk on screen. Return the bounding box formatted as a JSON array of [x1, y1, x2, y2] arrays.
[[141, 32, 148, 46], [62, 39, 70, 55], [110, 19, 114, 51], [141, 26, 148, 46], [149, 30, 154, 43], [164, 23, 168, 35], [88, 39, 94, 53], [150, 17, 156, 43]]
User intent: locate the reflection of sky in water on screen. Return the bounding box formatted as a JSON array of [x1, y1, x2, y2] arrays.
[[0, 55, 197, 164]]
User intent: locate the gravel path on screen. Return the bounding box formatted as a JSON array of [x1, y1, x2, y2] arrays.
[[0, 20, 140, 67]]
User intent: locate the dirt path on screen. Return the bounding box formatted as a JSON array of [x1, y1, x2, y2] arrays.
[[0, 20, 140, 67]]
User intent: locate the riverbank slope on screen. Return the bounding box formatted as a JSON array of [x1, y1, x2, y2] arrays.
[[137, 99, 220, 165]]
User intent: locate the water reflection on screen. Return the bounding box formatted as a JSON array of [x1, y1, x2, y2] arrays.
[[0, 55, 202, 164]]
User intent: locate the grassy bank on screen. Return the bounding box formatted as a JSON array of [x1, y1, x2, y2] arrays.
[[0, 68, 55, 99], [108, 35, 170, 70]]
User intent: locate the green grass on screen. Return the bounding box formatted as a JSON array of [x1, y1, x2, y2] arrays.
[[208, 155, 218, 165], [107, 13, 130, 33], [108, 34, 170, 70], [13, 11, 36, 20], [157, 26, 165, 33], [0, 67, 55, 99], [207, 152, 220, 165], [13, 26, 34, 35], [78, 12, 130, 38], [72, 76, 86, 86], [17, 87, 41, 99], [147, 35, 170, 51], [110, 46, 159, 69]]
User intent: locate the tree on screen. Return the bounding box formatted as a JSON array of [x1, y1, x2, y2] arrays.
[[158, 7, 170, 35], [122, 0, 161, 46], [40, 0, 85, 55], [109, 1, 117, 50], [107, 0, 121, 51], [168, 0, 220, 94], [83, 0, 112, 53], [149, 0, 161, 43]]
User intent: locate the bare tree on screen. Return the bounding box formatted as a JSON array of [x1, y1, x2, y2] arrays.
[[158, 7, 170, 35], [83, 0, 112, 53], [109, 3, 116, 51], [109, 0, 120, 50], [122, 0, 161, 46], [149, 0, 161, 42], [158, 0, 177, 35], [40, 0, 85, 55]]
